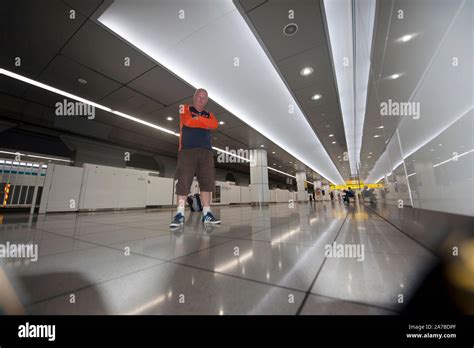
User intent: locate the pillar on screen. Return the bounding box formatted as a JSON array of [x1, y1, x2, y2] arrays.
[[295, 171, 307, 202], [249, 149, 269, 205], [314, 180, 323, 201]]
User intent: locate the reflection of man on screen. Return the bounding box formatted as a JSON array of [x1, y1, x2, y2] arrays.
[[170, 88, 221, 228]]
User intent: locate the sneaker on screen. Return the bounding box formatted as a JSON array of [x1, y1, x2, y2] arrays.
[[202, 212, 221, 224], [170, 212, 185, 228]]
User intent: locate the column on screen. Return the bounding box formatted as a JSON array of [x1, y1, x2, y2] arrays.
[[314, 180, 323, 201], [249, 149, 269, 205], [295, 171, 307, 202], [322, 182, 331, 201]]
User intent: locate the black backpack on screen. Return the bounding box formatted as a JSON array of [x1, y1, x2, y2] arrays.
[[187, 194, 203, 212]]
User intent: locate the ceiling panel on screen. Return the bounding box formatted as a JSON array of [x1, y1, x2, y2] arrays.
[[127, 65, 196, 106], [0, 0, 88, 78], [246, 0, 327, 62], [277, 47, 333, 91], [238, 0, 267, 12], [0, 75, 30, 97], [61, 20, 156, 84], [99, 86, 164, 118], [22, 86, 67, 109], [54, 112, 113, 140], [0, 94, 26, 116], [63, 0, 104, 17], [36, 55, 121, 101], [214, 111, 247, 130]]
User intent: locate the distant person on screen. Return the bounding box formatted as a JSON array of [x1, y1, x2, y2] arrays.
[[170, 88, 221, 228], [329, 191, 334, 200]]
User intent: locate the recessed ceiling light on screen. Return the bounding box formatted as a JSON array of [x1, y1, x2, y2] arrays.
[[300, 67, 313, 76], [377, 126, 384, 129], [283, 23, 298, 36], [368, 156, 371, 159], [369, 152, 373, 154], [374, 135, 381, 138], [332, 141, 336, 144], [397, 33, 417, 43], [78, 78, 87, 84], [166, 116, 173, 121], [219, 121, 225, 125], [389, 73, 401, 79], [311, 94, 322, 100], [430, 149, 434, 151], [329, 134, 334, 137], [260, 144, 264, 147], [272, 151, 275, 154], [289, 161, 292, 164]]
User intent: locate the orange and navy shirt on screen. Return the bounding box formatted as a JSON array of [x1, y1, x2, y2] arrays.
[[179, 104, 218, 150]]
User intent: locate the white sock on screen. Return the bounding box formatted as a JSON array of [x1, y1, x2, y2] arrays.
[[203, 206, 211, 215], [177, 206, 185, 215]]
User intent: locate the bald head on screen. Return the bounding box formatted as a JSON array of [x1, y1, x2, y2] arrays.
[[193, 88, 208, 112]]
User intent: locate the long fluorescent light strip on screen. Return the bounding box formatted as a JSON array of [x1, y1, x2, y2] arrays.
[[268, 166, 296, 178], [432, 149, 473, 168], [324, 0, 356, 175], [353, 0, 376, 176], [0, 69, 177, 136], [0, 69, 302, 180]]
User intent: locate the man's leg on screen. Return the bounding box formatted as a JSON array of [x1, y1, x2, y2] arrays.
[[176, 195, 187, 215], [171, 150, 197, 227], [196, 150, 220, 223], [200, 191, 211, 215]]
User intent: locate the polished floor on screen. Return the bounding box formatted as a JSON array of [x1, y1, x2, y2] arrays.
[[0, 201, 438, 315]]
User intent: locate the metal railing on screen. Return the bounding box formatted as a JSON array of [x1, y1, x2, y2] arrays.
[[0, 159, 47, 214]]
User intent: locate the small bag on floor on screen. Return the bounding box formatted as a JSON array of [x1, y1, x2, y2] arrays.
[[193, 193, 203, 212]]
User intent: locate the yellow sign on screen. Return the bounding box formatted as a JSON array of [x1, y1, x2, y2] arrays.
[[330, 181, 384, 190]]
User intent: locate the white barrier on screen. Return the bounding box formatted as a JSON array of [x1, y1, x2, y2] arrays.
[[39, 164, 296, 212]]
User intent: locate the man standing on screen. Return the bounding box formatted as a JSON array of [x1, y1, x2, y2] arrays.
[[170, 88, 221, 228]]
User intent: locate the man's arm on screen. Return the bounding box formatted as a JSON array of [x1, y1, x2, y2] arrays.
[[182, 111, 218, 129]]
